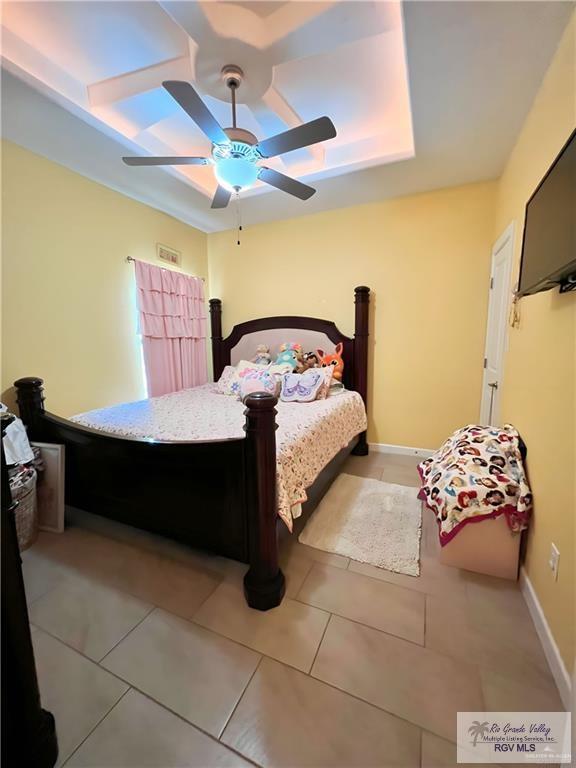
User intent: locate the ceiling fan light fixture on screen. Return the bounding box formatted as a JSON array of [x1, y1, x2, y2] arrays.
[[214, 155, 259, 192], [212, 140, 260, 192]]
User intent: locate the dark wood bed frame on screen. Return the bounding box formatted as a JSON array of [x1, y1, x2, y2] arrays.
[[14, 286, 370, 610]]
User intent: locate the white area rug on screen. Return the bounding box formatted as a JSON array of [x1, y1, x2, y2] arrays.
[[299, 473, 422, 576]]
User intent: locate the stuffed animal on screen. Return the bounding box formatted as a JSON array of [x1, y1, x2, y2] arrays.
[[252, 344, 271, 366], [317, 342, 344, 381], [302, 351, 320, 370], [275, 342, 303, 371]]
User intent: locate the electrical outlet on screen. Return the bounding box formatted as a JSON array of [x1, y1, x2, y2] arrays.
[[549, 543, 560, 581]]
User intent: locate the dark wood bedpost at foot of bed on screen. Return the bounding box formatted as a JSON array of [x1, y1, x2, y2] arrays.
[[243, 392, 286, 610], [352, 285, 370, 456]]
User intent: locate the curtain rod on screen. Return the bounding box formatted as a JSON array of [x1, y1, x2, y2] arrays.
[[126, 256, 205, 281]]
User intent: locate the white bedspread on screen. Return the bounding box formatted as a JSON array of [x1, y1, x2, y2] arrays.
[[72, 385, 367, 530]]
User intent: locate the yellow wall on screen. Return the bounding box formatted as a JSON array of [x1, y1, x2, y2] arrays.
[[494, 13, 575, 671], [1, 141, 208, 416], [209, 181, 496, 449]]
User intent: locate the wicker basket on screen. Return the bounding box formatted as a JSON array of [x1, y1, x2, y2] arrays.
[[10, 469, 38, 551]]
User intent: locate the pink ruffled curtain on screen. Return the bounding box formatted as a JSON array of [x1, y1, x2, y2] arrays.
[[135, 260, 207, 397]]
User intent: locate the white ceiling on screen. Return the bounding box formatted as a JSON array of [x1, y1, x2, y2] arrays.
[[1, 1, 574, 233]]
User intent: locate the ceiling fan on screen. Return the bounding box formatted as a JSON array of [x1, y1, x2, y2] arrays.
[[122, 65, 337, 209]]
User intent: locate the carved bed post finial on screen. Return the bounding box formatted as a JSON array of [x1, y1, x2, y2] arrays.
[[243, 392, 285, 610], [14, 378, 45, 430], [209, 298, 224, 382], [352, 286, 370, 456]]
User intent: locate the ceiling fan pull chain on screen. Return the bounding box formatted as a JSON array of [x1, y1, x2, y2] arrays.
[[235, 191, 243, 246]]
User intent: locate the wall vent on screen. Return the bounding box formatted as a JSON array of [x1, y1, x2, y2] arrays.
[[157, 243, 181, 266]]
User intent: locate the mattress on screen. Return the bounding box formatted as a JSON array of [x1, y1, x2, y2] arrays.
[[72, 384, 367, 530]]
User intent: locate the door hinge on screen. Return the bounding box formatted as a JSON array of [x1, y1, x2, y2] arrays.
[[483, 357, 487, 369], [490, 276, 494, 289]]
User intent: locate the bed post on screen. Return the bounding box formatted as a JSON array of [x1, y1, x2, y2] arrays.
[[243, 393, 285, 610], [14, 377, 45, 432], [2, 414, 59, 767], [209, 298, 224, 381], [352, 285, 370, 456]]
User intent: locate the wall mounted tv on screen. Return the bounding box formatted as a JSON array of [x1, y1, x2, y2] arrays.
[[518, 127, 576, 297]]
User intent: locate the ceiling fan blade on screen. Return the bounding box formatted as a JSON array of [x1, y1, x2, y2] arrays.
[[123, 156, 209, 166], [257, 117, 336, 158], [258, 167, 316, 200], [211, 185, 232, 209], [163, 80, 229, 146]]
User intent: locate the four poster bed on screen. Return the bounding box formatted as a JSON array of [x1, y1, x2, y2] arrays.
[[14, 286, 370, 610]]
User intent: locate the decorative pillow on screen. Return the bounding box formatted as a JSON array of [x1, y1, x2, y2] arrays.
[[215, 365, 236, 394], [280, 369, 326, 403], [217, 360, 296, 396], [268, 362, 294, 378], [239, 369, 280, 401], [220, 360, 268, 396], [315, 366, 334, 400]]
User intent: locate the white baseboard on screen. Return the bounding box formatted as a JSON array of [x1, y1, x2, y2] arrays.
[[369, 442, 436, 459], [519, 566, 572, 709]]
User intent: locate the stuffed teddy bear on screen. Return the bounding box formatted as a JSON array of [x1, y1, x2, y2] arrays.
[[317, 342, 344, 381], [252, 344, 271, 366], [275, 342, 304, 371]]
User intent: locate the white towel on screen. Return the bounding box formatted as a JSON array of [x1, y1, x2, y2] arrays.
[[1, 404, 34, 465]]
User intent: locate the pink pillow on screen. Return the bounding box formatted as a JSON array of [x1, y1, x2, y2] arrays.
[[239, 369, 280, 400], [220, 360, 268, 396]]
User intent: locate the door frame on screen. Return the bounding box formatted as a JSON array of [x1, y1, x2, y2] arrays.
[[479, 221, 515, 425]]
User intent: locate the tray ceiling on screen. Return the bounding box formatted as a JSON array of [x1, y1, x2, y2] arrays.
[[1, 2, 573, 232], [1, 1, 414, 197]]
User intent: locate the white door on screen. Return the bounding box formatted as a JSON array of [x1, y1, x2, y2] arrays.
[[480, 223, 515, 425]]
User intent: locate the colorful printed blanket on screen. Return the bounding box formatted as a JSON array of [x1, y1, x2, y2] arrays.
[[418, 425, 532, 545]]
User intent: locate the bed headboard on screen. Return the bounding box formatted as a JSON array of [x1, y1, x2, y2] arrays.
[[209, 286, 370, 409]]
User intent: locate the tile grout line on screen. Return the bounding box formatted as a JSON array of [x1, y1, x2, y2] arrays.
[[186, 574, 228, 619], [419, 728, 424, 768], [60, 686, 132, 767], [217, 655, 265, 742], [31, 622, 143, 680], [423, 593, 428, 648], [97, 604, 157, 664], [291, 598, 427, 649], [307, 611, 333, 675], [186, 605, 330, 675], [297, 553, 429, 596]]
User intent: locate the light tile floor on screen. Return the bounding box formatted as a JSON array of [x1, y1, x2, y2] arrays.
[[22, 453, 565, 767]]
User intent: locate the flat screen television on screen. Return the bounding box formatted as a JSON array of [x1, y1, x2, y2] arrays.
[[518, 127, 576, 296]]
